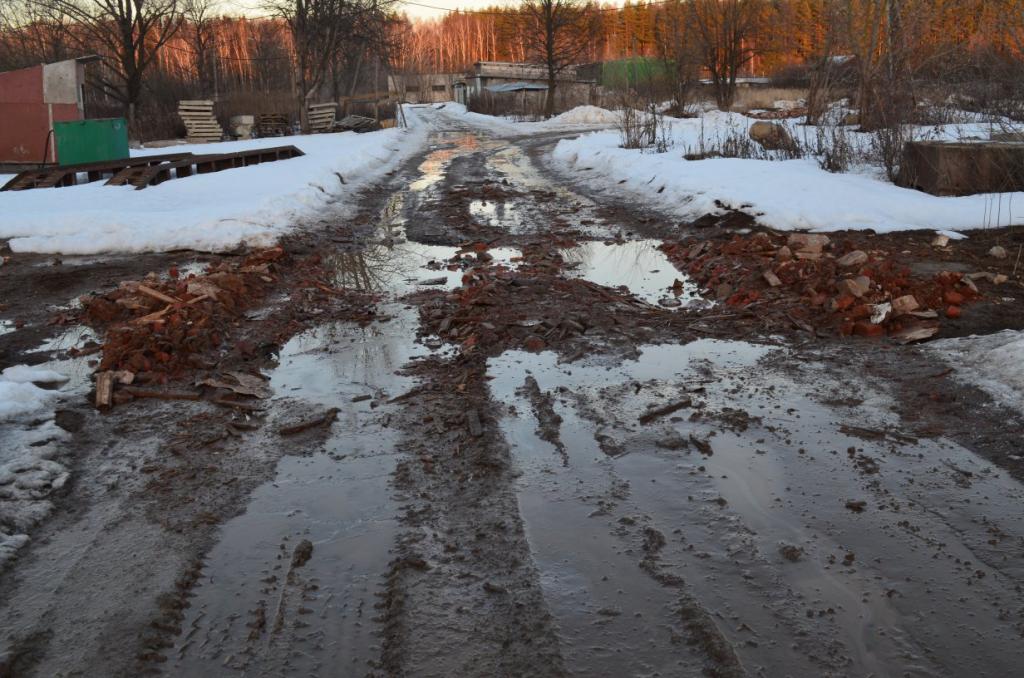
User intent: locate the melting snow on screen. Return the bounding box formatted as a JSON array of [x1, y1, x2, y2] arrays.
[[932, 330, 1024, 414], [0, 109, 434, 255], [0, 364, 73, 565]]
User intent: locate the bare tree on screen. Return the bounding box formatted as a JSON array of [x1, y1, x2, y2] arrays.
[[689, 0, 761, 110], [0, 0, 74, 68], [36, 0, 183, 127], [654, 0, 702, 113], [804, 0, 843, 125], [182, 0, 218, 96], [263, 0, 395, 132], [519, 0, 598, 119]]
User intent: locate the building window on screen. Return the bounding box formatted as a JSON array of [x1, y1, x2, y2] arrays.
[[432, 85, 447, 92], [406, 85, 420, 93]]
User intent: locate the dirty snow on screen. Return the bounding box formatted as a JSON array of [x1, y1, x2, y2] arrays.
[[0, 113, 431, 255], [552, 111, 1023, 234], [932, 330, 1024, 413], [424, 102, 623, 133], [0, 364, 72, 566], [549, 105, 622, 125], [1, 364, 69, 384]]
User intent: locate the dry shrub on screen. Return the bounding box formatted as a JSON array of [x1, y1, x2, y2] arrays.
[[617, 97, 673, 153]]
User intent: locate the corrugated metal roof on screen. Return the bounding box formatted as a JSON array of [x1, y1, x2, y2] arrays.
[[484, 82, 549, 93]]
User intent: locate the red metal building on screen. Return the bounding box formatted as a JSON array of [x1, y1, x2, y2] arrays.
[[0, 56, 97, 166]]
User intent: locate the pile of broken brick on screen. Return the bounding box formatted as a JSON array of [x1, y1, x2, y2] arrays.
[[76, 248, 287, 406], [418, 240, 668, 355], [660, 231, 1007, 342]]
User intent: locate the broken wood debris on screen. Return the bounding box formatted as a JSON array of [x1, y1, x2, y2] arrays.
[[95, 372, 115, 409], [689, 434, 714, 455], [198, 371, 271, 399], [278, 408, 340, 436], [638, 397, 692, 424], [136, 284, 181, 305]]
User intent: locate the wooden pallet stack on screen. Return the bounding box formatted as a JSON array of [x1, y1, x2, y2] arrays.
[[178, 100, 224, 143], [256, 113, 290, 137], [307, 102, 337, 133]]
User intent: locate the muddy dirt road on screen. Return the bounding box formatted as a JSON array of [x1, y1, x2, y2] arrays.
[[3, 106, 1024, 677]]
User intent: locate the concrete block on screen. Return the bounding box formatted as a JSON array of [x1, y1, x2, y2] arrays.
[[897, 140, 1024, 196]]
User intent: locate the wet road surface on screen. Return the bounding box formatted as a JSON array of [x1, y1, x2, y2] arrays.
[[3, 106, 1024, 677], [171, 109, 1024, 676]]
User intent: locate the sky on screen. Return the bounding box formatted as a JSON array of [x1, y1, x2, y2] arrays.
[[228, 1, 542, 20], [395, 0, 517, 19]]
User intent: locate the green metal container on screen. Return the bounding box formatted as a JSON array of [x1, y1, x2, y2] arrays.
[[53, 118, 129, 166]]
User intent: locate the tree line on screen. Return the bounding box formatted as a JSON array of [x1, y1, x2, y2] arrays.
[[2, 0, 1023, 136]]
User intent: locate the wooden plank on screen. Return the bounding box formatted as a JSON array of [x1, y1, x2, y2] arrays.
[[95, 371, 114, 409]]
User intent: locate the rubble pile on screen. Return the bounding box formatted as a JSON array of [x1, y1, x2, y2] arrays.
[[661, 231, 992, 341], [419, 240, 669, 355], [78, 248, 288, 380]]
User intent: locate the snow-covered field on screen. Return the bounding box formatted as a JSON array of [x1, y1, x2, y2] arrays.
[[0, 111, 432, 255], [933, 330, 1024, 415], [550, 109, 1020, 235]]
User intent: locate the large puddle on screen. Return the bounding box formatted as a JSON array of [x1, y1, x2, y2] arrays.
[[488, 341, 1024, 676], [170, 305, 435, 675], [560, 239, 701, 307], [327, 191, 521, 296]]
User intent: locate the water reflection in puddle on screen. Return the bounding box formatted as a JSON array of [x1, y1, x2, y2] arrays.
[[328, 192, 521, 296], [560, 240, 702, 307], [408, 133, 480, 192], [171, 306, 434, 675], [326, 242, 521, 296], [489, 340, 770, 676], [488, 341, 1024, 677]]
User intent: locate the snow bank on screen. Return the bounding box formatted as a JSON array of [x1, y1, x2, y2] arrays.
[[0, 365, 72, 566], [549, 105, 622, 125], [552, 113, 1023, 234], [932, 330, 1024, 414], [425, 102, 623, 133], [0, 119, 430, 255]]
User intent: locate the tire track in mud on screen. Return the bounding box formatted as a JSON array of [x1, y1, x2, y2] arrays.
[[368, 112, 746, 676], [11, 108, 1023, 678], [379, 354, 568, 677]]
